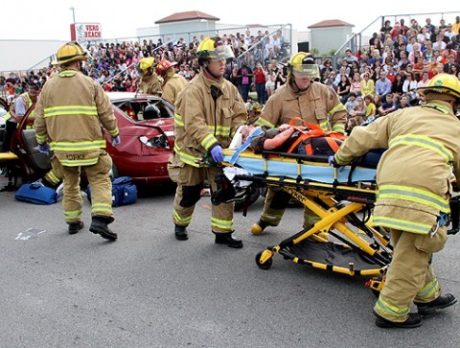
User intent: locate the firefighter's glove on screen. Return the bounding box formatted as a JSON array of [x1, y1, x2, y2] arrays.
[[111, 136, 121, 147], [210, 144, 224, 163], [328, 155, 340, 167], [37, 143, 50, 156]]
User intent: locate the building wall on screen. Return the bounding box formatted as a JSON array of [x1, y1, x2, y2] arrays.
[[0, 40, 65, 72], [310, 27, 352, 55]]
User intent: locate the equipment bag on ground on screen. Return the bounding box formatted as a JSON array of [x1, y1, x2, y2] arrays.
[[86, 176, 138, 207], [15, 182, 57, 205]]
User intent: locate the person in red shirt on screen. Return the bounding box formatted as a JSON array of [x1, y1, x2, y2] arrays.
[[253, 62, 267, 104]]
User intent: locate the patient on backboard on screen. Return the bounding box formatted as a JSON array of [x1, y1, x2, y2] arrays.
[[239, 124, 344, 158]]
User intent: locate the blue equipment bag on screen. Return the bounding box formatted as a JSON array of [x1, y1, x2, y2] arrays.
[[15, 182, 57, 205], [86, 176, 137, 207]]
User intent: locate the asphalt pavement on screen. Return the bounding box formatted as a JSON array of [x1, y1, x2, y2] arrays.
[[1, 182, 459, 348]]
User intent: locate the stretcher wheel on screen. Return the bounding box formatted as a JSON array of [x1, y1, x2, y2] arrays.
[[255, 250, 273, 270]]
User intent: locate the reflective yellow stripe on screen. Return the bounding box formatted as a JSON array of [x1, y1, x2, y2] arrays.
[[45, 170, 60, 185], [254, 117, 275, 128], [174, 143, 202, 167], [327, 103, 346, 116], [201, 133, 218, 150], [59, 158, 99, 167], [64, 210, 82, 221], [174, 113, 184, 127], [319, 119, 330, 131], [372, 216, 432, 234], [208, 125, 231, 137], [108, 128, 119, 137], [92, 203, 112, 214], [389, 134, 453, 162], [211, 217, 233, 231], [36, 133, 48, 144], [44, 105, 98, 118], [334, 152, 348, 165], [59, 70, 77, 77], [50, 139, 106, 152], [332, 123, 345, 134], [64, 210, 81, 217], [375, 297, 410, 318], [415, 278, 440, 301], [378, 184, 450, 213], [174, 209, 192, 225]]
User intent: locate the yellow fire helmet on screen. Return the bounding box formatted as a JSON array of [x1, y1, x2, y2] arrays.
[[288, 52, 320, 79], [197, 37, 227, 61], [53, 41, 87, 65], [418, 73, 460, 100], [138, 57, 156, 73]]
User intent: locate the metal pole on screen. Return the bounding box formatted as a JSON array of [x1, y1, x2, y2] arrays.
[[70, 6, 76, 24]]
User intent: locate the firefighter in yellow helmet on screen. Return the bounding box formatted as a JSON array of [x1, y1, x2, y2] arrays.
[[168, 37, 247, 247], [251, 52, 347, 235], [138, 57, 163, 96], [331, 73, 460, 328], [34, 41, 120, 241], [155, 59, 188, 105]]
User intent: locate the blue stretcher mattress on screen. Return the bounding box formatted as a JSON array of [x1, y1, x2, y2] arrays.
[[223, 150, 376, 184]]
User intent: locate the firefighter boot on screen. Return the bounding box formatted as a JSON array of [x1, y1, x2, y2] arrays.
[[68, 221, 84, 235], [374, 311, 422, 329], [251, 220, 271, 235], [214, 232, 243, 248], [89, 216, 117, 241], [174, 225, 188, 241], [415, 293, 457, 315]]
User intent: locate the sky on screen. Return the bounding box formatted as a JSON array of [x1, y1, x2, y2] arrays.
[[1, 0, 459, 41]]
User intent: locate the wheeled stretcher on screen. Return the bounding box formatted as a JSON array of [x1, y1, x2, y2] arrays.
[[216, 148, 392, 286]]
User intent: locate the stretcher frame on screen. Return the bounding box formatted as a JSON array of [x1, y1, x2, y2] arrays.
[[221, 149, 393, 282]]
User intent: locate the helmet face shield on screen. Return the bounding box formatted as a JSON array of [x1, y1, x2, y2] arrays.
[[292, 64, 319, 78], [208, 46, 227, 61]]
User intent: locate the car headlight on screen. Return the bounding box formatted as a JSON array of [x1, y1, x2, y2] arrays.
[[139, 135, 169, 149]]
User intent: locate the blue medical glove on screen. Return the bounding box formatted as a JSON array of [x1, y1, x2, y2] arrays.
[[210, 145, 224, 163], [328, 155, 338, 166], [37, 143, 50, 155], [111, 136, 121, 147]]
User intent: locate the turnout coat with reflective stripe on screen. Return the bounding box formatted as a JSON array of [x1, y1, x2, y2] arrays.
[[255, 82, 347, 133], [173, 72, 247, 167], [335, 101, 460, 234], [162, 72, 188, 105], [34, 69, 119, 167]]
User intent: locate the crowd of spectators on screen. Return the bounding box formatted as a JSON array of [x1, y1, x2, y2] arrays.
[[2, 16, 460, 130], [0, 28, 289, 107], [320, 15, 460, 131]]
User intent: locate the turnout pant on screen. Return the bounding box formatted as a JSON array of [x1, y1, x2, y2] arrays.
[[374, 228, 447, 322], [172, 164, 234, 233], [259, 187, 319, 228], [54, 153, 113, 223]]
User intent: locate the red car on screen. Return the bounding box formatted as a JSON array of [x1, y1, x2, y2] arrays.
[[9, 92, 175, 184]]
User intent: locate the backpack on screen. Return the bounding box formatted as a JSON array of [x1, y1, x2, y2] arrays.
[[86, 176, 138, 207]]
